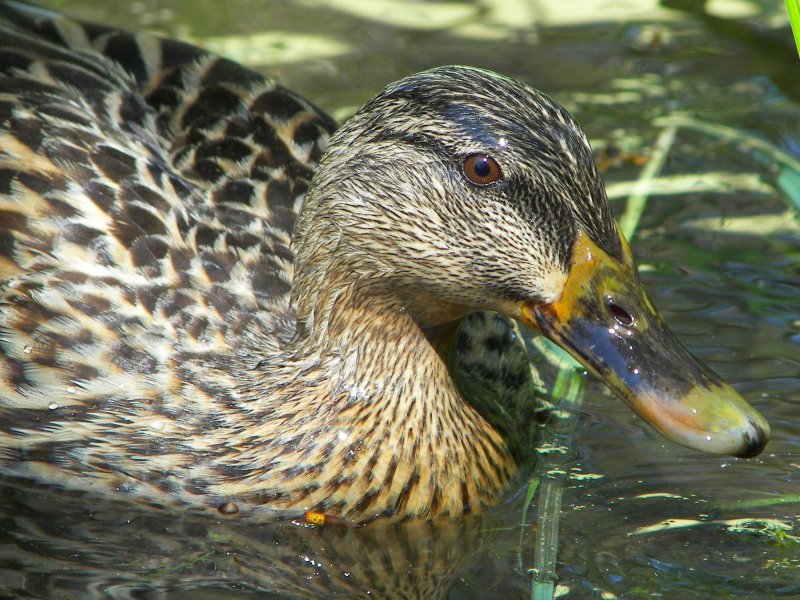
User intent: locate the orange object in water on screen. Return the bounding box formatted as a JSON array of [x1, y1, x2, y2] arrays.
[[303, 512, 351, 527]]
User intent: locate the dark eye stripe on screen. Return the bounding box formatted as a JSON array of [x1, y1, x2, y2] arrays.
[[463, 154, 502, 185]]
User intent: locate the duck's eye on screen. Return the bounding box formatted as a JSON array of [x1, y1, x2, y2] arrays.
[[463, 154, 502, 186]]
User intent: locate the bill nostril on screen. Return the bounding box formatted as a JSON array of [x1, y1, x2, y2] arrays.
[[607, 299, 635, 328]]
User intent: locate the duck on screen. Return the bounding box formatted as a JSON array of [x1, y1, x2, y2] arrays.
[[0, 2, 769, 523]]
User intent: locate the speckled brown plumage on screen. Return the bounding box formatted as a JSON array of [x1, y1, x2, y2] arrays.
[[0, 2, 617, 522]]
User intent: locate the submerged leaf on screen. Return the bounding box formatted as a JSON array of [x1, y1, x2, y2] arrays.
[[778, 166, 800, 210]]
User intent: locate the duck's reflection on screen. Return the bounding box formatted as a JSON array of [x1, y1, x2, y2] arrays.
[[0, 477, 499, 598]]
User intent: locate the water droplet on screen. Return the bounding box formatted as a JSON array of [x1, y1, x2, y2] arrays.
[[48, 402, 58, 410], [66, 386, 77, 394], [23, 345, 32, 354]]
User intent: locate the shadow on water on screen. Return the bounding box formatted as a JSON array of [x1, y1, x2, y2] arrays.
[[2, 0, 800, 597]]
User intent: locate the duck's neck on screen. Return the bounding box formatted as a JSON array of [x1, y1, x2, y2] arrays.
[[229, 272, 516, 521]]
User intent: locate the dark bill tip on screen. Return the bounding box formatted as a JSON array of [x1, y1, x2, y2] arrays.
[[736, 420, 769, 458]]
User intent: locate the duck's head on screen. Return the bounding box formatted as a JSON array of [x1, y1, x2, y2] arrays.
[[294, 66, 769, 458]]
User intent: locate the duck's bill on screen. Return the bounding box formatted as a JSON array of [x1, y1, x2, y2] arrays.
[[519, 229, 769, 458]]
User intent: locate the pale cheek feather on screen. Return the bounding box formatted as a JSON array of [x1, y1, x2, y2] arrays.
[[536, 263, 569, 304]]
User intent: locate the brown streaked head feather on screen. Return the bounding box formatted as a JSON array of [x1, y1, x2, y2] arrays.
[[292, 66, 622, 333]]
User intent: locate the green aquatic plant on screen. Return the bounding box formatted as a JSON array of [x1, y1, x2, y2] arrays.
[[788, 0, 800, 57]]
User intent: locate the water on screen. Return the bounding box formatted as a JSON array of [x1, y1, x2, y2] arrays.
[[2, 0, 799, 597]]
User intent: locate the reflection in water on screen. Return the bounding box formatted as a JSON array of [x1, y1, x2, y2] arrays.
[[0, 477, 488, 598]]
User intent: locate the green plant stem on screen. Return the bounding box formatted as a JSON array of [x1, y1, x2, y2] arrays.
[[532, 470, 564, 600], [523, 345, 584, 600], [606, 172, 773, 200], [654, 114, 800, 174], [618, 125, 678, 239], [716, 495, 800, 512], [787, 0, 800, 58], [655, 113, 800, 211]]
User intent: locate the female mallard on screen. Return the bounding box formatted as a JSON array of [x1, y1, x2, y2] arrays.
[[0, 2, 768, 523]]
